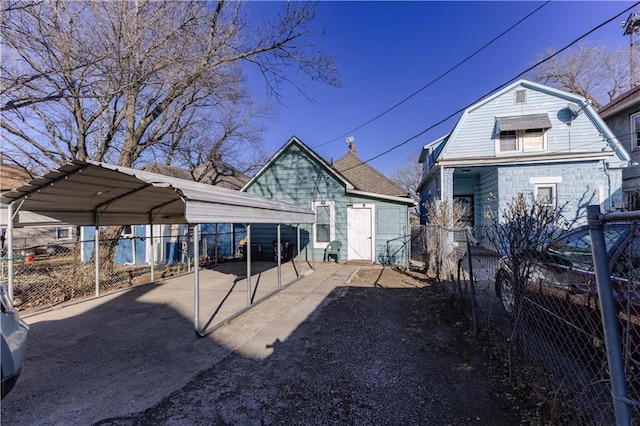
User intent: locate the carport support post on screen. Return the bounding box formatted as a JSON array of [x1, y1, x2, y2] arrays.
[[277, 224, 282, 290], [246, 223, 252, 307], [296, 224, 301, 277], [94, 212, 100, 296], [7, 202, 14, 300], [149, 214, 154, 282], [194, 224, 200, 332], [587, 205, 631, 425]]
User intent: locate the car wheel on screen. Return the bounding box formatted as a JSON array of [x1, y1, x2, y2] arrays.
[[496, 270, 517, 315]]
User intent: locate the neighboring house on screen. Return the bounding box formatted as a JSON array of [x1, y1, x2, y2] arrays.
[[1, 161, 76, 254], [81, 161, 250, 265], [599, 85, 640, 210], [242, 137, 415, 265], [417, 79, 630, 240]]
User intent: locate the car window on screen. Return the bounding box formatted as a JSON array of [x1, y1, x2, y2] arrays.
[[612, 233, 640, 278], [548, 226, 627, 270]]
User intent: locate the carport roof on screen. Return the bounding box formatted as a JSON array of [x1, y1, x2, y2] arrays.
[[0, 160, 315, 226]]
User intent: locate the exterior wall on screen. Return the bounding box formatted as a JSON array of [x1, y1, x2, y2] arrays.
[[602, 101, 640, 199], [245, 143, 410, 264], [441, 83, 613, 161], [495, 161, 621, 225], [5, 225, 78, 254]]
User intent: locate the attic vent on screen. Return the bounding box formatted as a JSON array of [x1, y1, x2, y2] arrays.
[[515, 89, 526, 104]]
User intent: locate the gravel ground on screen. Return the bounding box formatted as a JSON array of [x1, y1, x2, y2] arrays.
[[95, 267, 531, 425]]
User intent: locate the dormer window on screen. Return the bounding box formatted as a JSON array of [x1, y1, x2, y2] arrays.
[[496, 114, 552, 154]]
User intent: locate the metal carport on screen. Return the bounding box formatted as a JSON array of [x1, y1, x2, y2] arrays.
[[0, 160, 316, 336]]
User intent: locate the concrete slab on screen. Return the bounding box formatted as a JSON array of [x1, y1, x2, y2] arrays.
[[1, 260, 353, 425]]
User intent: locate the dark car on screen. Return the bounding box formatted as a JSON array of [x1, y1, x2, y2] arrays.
[[494, 222, 640, 355]]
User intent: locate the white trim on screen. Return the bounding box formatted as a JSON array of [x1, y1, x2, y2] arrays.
[[312, 201, 335, 249], [496, 128, 548, 155], [534, 183, 557, 209], [55, 226, 73, 240], [346, 189, 415, 205], [529, 176, 562, 184]]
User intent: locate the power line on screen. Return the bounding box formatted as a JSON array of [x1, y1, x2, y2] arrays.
[[339, 1, 640, 173], [313, 1, 551, 149]]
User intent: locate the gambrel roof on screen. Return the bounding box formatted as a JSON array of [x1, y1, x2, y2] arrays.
[[421, 79, 630, 167]]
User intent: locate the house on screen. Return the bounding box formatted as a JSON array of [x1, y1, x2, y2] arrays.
[[242, 137, 415, 265], [1, 161, 77, 255], [80, 161, 250, 265], [417, 79, 630, 239], [599, 85, 640, 210]]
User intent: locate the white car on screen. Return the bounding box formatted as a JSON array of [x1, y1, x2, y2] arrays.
[[1, 284, 29, 398]]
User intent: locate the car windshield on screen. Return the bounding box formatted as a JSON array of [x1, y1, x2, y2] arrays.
[[547, 225, 628, 270]]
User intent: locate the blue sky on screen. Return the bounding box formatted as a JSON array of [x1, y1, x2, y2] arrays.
[[247, 1, 636, 176]]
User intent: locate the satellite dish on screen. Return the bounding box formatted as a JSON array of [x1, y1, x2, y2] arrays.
[[567, 102, 582, 117], [346, 136, 354, 144]]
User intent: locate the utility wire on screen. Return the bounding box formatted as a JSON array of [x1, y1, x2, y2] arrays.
[[313, 1, 551, 149], [339, 1, 640, 173]]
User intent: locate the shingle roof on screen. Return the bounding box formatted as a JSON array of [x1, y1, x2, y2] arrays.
[[496, 113, 552, 131], [143, 162, 248, 190], [332, 153, 408, 197], [0, 163, 34, 193], [599, 85, 640, 118]]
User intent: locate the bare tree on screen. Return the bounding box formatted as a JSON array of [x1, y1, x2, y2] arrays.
[[484, 193, 569, 317], [423, 199, 467, 281], [1, 0, 339, 173], [390, 156, 422, 220], [528, 43, 630, 109]]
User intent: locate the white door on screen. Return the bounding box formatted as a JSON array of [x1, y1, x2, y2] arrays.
[[347, 205, 373, 261]]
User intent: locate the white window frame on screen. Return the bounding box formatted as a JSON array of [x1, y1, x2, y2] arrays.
[[497, 128, 548, 154], [56, 226, 72, 240], [631, 111, 640, 151], [312, 201, 335, 249], [121, 225, 134, 237], [535, 184, 557, 210]]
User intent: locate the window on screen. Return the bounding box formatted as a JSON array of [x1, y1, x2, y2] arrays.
[[316, 206, 330, 242], [632, 112, 640, 150], [499, 128, 547, 153], [56, 227, 72, 240], [312, 201, 335, 248], [626, 191, 640, 211], [121, 225, 134, 237], [536, 184, 556, 209]]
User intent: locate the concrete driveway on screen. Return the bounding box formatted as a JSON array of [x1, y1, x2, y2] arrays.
[[1, 260, 348, 425]]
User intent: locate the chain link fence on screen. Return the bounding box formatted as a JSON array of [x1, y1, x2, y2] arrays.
[[413, 218, 640, 424], [1, 225, 247, 313]]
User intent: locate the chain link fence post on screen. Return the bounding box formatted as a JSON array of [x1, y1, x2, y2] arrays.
[[588, 205, 632, 425]]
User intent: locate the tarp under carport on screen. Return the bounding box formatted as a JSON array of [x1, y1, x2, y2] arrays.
[[0, 160, 316, 336]]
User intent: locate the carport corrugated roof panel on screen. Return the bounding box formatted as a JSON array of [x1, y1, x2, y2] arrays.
[[0, 160, 315, 226]]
